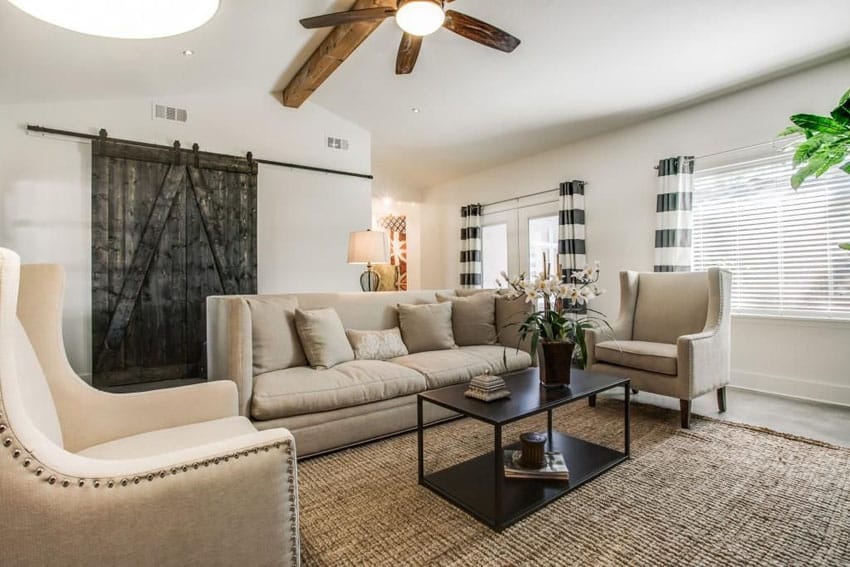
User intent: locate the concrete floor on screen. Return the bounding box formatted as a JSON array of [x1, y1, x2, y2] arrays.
[[107, 380, 850, 447], [604, 387, 850, 447]]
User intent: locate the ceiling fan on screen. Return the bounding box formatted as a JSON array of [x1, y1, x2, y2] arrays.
[[300, 0, 521, 75]]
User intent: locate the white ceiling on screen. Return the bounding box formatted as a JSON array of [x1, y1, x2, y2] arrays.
[[2, 0, 850, 190]]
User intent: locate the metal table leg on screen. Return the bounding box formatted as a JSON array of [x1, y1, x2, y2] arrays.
[[494, 423, 503, 530], [417, 396, 424, 483], [624, 382, 631, 457]]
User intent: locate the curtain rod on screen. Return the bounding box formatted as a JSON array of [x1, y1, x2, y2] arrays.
[[653, 137, 798, 169], [25, 125, 374, 181], [482, 181, 592, 208]]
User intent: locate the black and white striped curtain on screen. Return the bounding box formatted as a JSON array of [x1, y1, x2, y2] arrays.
[[459, 204, 482, 288], [558, 180, 587, 281], [654, 156, 694, 272]]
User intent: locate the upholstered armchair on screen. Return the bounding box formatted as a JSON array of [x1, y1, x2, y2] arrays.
[[0, 249, 300, 566], [586, 268, 732, 428]]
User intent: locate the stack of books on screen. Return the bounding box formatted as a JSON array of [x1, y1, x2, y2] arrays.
[[464, 373, 511, 402], [503, 450, 570, 481]]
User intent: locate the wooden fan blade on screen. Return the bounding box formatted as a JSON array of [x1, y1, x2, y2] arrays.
[[300, 7, 396, 29], [442, 10, 521, 53], [396, 33, 423, 75]]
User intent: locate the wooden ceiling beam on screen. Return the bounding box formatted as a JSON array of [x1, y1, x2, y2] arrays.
[[282, 0, 396, 108]]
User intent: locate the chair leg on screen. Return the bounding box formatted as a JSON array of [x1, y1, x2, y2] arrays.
[[717, 387, 727, 413], [588, 394, 596, 407], [679, 400, 691, 429]]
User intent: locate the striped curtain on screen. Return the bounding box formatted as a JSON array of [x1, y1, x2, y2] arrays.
[[459, 204, 482, 288], [558, 180, 587, 281], [654, 156, 695, 272]]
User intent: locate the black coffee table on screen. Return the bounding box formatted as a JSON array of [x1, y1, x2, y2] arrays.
[[417, 367, 630, 531]]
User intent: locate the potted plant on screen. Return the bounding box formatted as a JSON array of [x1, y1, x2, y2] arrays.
[[498, 257, 611, 388], [782, 87, 850, 250]]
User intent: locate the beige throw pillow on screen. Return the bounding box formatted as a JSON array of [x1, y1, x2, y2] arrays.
[[246, 296, 307, 375], [436, 292, 497, 346], [345, 328, 409, 360], [294, 308, 355, 369], [397, 302, 455, 354]]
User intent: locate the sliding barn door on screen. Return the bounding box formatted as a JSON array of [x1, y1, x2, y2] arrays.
[[91, 140, 257, 388]]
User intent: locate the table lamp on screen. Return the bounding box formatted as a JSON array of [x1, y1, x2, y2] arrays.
[[347, 229, 389, 291]]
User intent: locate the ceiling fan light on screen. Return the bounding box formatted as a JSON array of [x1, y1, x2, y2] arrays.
[[7, 0, 219, 39], [395, 0, 445, 37]]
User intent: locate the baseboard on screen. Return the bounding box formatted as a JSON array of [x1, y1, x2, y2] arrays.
[[731, 370, 850, 407]]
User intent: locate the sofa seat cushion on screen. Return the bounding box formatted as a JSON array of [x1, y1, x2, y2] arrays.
[[77, 416, 256, 460], [389, 350, 484, 389], [459, 345, 533, 375], [251, 360, 427, 420], [595, 340, 678, 376]]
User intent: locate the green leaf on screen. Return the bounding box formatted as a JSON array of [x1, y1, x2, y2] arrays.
[[842, 161, 850, 175], [832, 101, 850, 125], [840, 243, 850, 251], [839, 87, 850, 107], [778, 125, 807, 137], [791, 157, 824, 189], [790, 114, 848, 135], [792, 136, 825, 166]]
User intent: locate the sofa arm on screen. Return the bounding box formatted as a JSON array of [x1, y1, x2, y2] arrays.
[[677, 330, 731, 399], [2, 426, 300, 566], [207, 295, 254, 417]]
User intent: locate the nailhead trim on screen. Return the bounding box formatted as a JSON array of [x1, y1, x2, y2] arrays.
[[1, 402, 300, 561]]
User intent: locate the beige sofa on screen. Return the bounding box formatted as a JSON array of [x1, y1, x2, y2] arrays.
[[207, 290, 532, 457], [0, 249, 300, 567]]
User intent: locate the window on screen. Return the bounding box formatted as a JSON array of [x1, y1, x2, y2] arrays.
[[692, 148, 850, 319], [481, 223, 508, 289], [527, 215, 559, 278]]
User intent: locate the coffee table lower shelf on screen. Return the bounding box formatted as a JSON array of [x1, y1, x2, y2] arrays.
[[421, 431, 626, 531]]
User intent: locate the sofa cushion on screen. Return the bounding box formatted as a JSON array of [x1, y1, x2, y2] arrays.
[[459, 345, 533, 375], [632, 272, 708, 344], [346, 328, 408, 360], [391, 349, 489, 389], [78, 416, 256, 459], [251, 360, 427, 420], [246, 296, 306, 374], [436, 292, 497, 346], [595, 340, 678, 376], [295, 308, 355, 369], [397, 302, 456, 354]]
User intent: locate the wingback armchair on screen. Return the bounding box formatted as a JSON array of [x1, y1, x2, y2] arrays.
[[0, 248, 300, 566], [586, 268, 732, 428]]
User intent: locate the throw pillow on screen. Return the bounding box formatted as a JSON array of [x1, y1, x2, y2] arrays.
[[294, 308, 355, 369], [397, 302, 455, 354], [345, 328, 409, 360], [245, 296, 307, 375], [436, 291, 497, 346]]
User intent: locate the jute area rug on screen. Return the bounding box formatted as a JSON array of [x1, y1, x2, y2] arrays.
[[297, 399, 850, 566]]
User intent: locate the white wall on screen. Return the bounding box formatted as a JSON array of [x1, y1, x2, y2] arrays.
[[421, 56, 850, 406], [0, 89, 372, 378]]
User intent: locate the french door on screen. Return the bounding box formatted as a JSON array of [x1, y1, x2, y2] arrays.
[[481, 199, 558, 285]]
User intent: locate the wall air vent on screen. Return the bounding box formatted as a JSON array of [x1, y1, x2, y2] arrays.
[[152, 103, 188, 123], [326, 136, 349, 151]]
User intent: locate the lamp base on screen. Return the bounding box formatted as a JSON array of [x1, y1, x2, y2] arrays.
[[359, 266, 381, 292]]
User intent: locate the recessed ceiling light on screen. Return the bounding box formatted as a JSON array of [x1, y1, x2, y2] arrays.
[[411, 107, 421, 114], [8, 0, 219, 39], [182, 49, 194, 56]]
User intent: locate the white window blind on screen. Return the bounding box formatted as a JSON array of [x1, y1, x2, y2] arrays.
[[692, 148, 850, 319]]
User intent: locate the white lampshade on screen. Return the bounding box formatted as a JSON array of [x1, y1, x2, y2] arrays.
[[347, 230, 389, 265], [395, 0, 445, 37], [8, 0, 220, 39]]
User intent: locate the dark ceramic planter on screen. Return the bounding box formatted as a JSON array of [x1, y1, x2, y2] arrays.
[[537, 340, 574, 388]]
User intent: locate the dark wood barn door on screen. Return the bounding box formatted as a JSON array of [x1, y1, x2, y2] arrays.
[[91, 140, 257, 388]]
